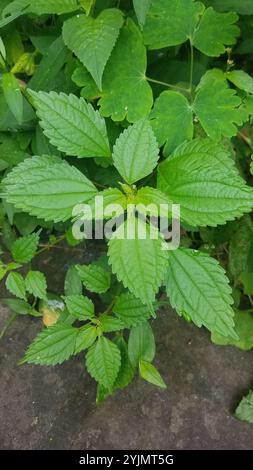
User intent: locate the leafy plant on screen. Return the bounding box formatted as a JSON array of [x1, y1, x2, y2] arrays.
[[1, 0, 253, 410]]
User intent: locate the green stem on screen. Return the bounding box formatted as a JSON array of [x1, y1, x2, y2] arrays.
[[146, 76, 191, 95], [36, 234, 66, 256], [189, 39, 194, 95], [0, 312, 18, 342]]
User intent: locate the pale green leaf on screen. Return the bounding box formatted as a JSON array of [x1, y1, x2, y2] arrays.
[[6, 271, 26, 300], [113, 292, 153, 327], [128, 321, 155, 368], [143, 0, 204, 50], [150, 91, 193, 156], [99, 314, 125, 333], [158, 139, 253, 227], [211, 310, 253, 351], [64, 294, 94, 321], [3, 0, 79, 16], [98, 18, 153, 122], [133, 0, 151, 29], [25, 271, 47, 300], [64, 265, 82, 296], [20, 323, 79, 366], [165, 247, 236, 338], [227, 70, 253, 94], [2, 155, 98, 223], [108, 217, 168, 305], [139, 360, 167, 389], [112, 119, 159, 184], [29, 90, 110, 158], [76, 263, 111, 294], [86, 336, 121, 390], [2, 72, 23, 125], [193, 7, 239, 57], [235, 390, 253, 424], [11, 232, 39, 264], [63, 9, 123, 90], [74, 324, 97, 354], [88, 187, 127, 218], [134, 187, 172, 218]]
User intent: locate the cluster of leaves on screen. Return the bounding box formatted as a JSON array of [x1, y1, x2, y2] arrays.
[[1, 0, 253, 411]]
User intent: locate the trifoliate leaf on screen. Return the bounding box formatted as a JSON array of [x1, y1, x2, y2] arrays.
[[211, 310, 253, 351], [143, 0, 204, 50], [2, 155, 98, 223], [2, 72, 23, 125], [25, 271, 47, 300], [11, 232, 40, 264], [74, 324, 97, 354], [193, 7, 239, 57], [158, 139, 253, 227], [139, 360, 167, 389], [6, 272, 26, 300], [227, 70, 253, 94], [29, 90, 110, 158], [112, 119, 159, 184], [76, 264, 111, 294], [150, 91, 193, 156], [63, 9, 124, 90], [133, 0, 151, 29], [86, 336, 121, 390], [235, 390, 253, 424], [193, 75, 245, 140], [20, 323, 79, 366], [165, 247, 236, 338], [113, 292, 153, 327], [98, 18, 153, 123], [128, 321, 155, 368], [3, 0, 79, 16], [108, 217, 168, 305], [64, 295, 94, 321]]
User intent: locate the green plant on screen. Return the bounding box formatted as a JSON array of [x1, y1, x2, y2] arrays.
[[1, 0, 253, 409]]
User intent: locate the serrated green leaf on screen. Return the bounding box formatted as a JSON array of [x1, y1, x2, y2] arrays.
[[235, 390, 253, 424], [108, 217, 168, 305], [3, 298, 31, 315], [133, 0, 151, 29], [211, 310, 253, 351], [193, 7, 239, 57], [11, 232, 39, 264], [64, 295, 94, 321], [99, 314, 125, 333], [6, 272, 26, 300], [113, 336, 135, 389], [2, 72, 23, 125], [20, 323, 79, 366], [139, 360, 167, 389], [165, 247, 236, 338], [158, 139, 253, 227], [150, 91, 193, 156], [25, 271, 47, 300], [193, 74, 245, 140], [227, 70, 253, 94], [63, 9, 123, 90], [143, 0, 204, 50], [86, 336, 121, 390], [134, 187, 172, 218], [98, 18, 153, 122], [74, 324, 97, 354], [3, 0, 79, 16], [128, 321, 155, 368], [64, 265, 83, 296], [112, 119, 159, 184], [2, 155, 98, 222], [88, 187, 127, 218], [29, 90, 110, 158], [76, 263, 111, 294], [113, 292, 153, 327]]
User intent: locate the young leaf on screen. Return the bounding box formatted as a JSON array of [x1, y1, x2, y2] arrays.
[[76, 264, 111, 294], [64, 265, 83, 296], [6, 272, 26, 300], [193, 7, 239, 57], [134, 187, 172, 218], [133, 0, 151, 29], [99, 315, 125, 333], [108, 218, 168, 305], [113, 292, 153, 328], [2, 72, 23, 125], [20, 323, 79, 366], [25, 271, 47, 300], [165, 247, 236, 338], [139, 360, 167, 389], [2, 155, 98, 222], [86, 336, 121, 390], [150, 91, 193, 156], [11, 232, 40, 264], [128, 322, 155, 368], [3, 0, 79, 17], [112, 119, 159, 184], [98, 18, 153, 122], [113, 337, 135, 389], [29, 90, 110, 158], [74, 324, 97, 354], [64, 295, 94, 321], [193, 74, 245, 140], [235, 390, 253, 424], [158, 139, 253, 227], [63, 9, 124, 90], [3, 298, 31, 315], [227, 70, 253, 94], [143, 0, 204, 49], [211, 310, 253, 351]]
